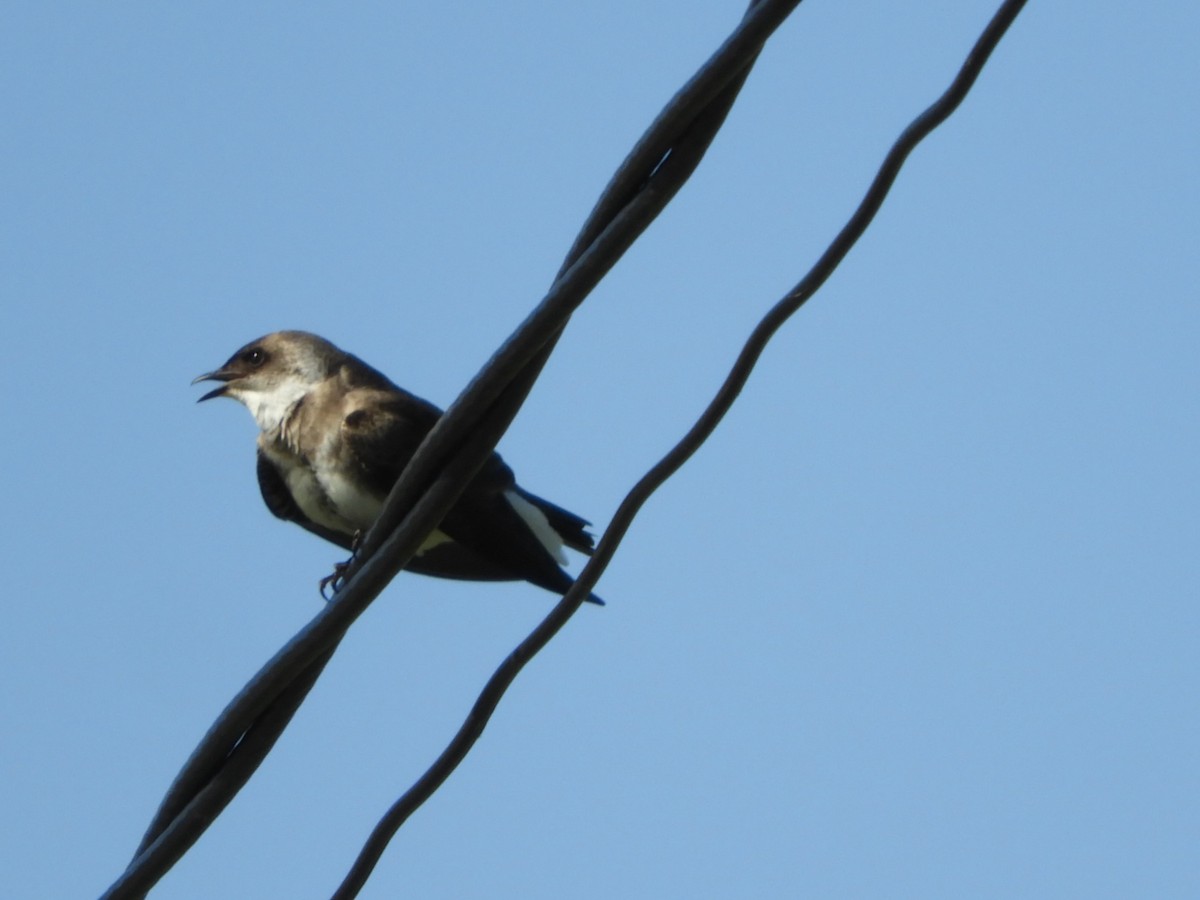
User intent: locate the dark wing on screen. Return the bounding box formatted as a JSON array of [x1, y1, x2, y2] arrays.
[[404, 538, 527, 582], [335, 391, 518, 581], [343, 391, 602, 602], [339, 388, 442, 496], [256, 451, 355, 551]]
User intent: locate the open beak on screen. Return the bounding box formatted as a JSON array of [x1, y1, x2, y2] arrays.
[[192, 369, 235, 402]]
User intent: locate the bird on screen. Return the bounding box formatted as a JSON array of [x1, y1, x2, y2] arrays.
[[193, 331, 602, 604]]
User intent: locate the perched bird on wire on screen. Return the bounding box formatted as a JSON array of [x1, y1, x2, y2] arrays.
[[193, 331, 602, 604]]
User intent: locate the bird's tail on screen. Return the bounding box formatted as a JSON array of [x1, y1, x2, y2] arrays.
[[512, 487, 596, 556]]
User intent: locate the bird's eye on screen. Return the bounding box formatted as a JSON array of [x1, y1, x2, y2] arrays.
[[243, 348, 267, 367]]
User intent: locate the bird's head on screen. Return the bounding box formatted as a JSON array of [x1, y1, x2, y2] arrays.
[[193, 331, 341, 431]]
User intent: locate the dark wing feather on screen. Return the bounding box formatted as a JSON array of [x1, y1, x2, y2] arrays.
[[404, 541, 521, 582], [256, 451, 355, 551], [338, 392, 524, 582], [342, 391, 601, 602], [340, 389, 441, 497]]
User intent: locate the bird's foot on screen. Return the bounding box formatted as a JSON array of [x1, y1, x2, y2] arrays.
[[318, 562, 348, 601], [318, 532, 363, 601]]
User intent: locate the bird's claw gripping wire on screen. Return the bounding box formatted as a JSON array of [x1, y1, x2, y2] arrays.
[[318, 530, 363, 600]]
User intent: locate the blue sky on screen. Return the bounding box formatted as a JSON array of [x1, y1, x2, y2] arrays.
[[2, 3, 1198, 898]]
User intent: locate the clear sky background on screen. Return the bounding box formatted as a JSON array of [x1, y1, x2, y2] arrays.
[[2, 3, 1197, 898]]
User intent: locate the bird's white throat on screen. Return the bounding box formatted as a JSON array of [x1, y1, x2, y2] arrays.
[[236, 377, 311, 433]]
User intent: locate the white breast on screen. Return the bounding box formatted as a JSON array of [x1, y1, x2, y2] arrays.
[[318, 468, 384, 533], [311, 463, 454, 554], [267, 451, 353, 535]]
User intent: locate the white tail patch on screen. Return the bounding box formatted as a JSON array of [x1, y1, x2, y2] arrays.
[[504, 489, 568, 564]]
